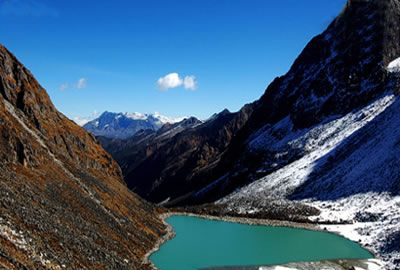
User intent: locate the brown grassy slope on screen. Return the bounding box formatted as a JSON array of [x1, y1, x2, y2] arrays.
[[0, 44, 165, 270]]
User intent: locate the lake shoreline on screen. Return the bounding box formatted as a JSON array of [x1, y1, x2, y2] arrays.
[[144, 211, 381, 270], [143, 212, 176, 270]]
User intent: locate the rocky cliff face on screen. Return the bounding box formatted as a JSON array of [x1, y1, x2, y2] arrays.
[[0, 45, 165, 269]]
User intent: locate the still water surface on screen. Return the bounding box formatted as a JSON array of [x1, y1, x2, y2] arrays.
[[150, 215, 372, 270]]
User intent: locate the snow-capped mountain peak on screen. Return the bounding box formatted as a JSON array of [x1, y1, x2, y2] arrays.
[[83, 111, 188, 139], [151, 112, 187, 124]]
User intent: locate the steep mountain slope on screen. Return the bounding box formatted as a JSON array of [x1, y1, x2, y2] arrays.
[[190, 0, 400, 203], [84, 111, 185, 139], [97, 116, 202, 179], [120, 107, 255, 204], [0, 45, 165, 269], [221, 84, 400, 270]]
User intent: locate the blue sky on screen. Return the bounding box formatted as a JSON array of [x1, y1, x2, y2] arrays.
[[0, 0, 346, 122]]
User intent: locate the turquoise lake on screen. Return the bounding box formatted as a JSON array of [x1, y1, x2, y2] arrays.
[[150, 215, 373, 270]]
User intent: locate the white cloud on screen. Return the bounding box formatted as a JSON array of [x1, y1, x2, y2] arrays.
[[59, 78, 88, 91], [183, 75, 197, 90], [76, 78, 87, 89], [59, 83, 69, 91], [157, 73, 198, 91], [73, 110, 99, 126], [157, 73, 183, 90]]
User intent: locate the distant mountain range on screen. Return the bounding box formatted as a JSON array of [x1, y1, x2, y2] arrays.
[[83, 111, 189, 139]]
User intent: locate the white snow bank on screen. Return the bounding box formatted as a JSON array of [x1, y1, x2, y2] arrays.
[[387, 57, 400, 73], [354, 259, 382, 270]]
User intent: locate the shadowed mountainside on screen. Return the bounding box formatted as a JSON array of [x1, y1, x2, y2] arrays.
[[123, 107, 255, 204]]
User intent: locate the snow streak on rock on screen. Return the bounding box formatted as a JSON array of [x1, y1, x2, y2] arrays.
[[388, 57, 400, 73]]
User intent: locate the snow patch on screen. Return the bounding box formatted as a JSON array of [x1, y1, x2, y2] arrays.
[[124, 111, 186, 124], [387, 57, 400, 73], [0, 222, 29, 251]]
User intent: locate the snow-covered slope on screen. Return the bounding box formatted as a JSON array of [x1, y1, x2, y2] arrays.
[[220, 90, 400, 269], [83, 111, 185, 139]]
